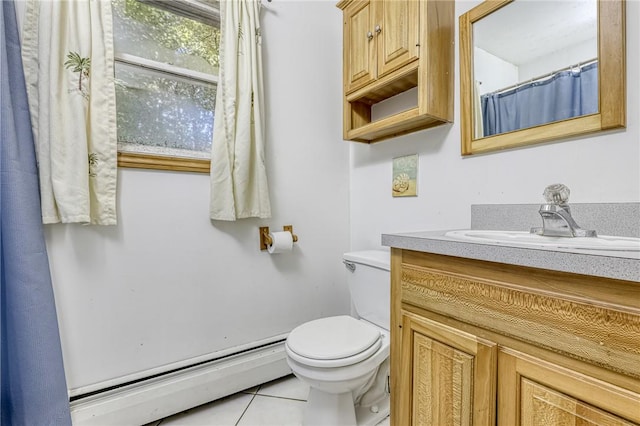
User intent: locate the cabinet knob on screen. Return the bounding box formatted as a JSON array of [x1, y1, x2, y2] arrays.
[[367, 31, 373, 41], [375, 25, 382, 34]]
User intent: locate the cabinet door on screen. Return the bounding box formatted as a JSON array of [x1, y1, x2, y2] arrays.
[[343, 1, 376, 93], [395, 312, 497, 426], [498, 348, 640, 426], [375, 0, 419, 78]]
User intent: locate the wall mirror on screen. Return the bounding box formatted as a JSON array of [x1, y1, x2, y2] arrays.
[[459, 0, 626, 155]]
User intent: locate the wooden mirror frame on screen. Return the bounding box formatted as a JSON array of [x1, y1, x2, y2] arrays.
[[459, 0, 626, 156]]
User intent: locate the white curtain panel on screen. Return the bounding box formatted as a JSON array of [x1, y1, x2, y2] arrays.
[[210, 0, 271, 221], [21, 0, 117, 225], [473, 80, 484, 139]]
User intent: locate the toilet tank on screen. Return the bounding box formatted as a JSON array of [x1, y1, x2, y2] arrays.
[[343, 250, 390, 331]]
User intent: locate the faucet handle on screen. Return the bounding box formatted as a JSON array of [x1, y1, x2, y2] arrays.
[[543, 183, 570, 205]]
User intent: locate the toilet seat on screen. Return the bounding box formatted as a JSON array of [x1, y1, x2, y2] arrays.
[[286, 316, 382, 368]]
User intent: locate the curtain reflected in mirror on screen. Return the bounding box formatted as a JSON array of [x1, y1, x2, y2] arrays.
[[472, 0, 597, 139], [459, 0, 625, 155], [480, 61, 598, 137]]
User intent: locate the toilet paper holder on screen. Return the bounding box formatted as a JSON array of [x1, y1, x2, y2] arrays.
[[260, 225, 299, 250]]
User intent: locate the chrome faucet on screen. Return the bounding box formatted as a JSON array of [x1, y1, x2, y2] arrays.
[[530, 184, 597, 238]]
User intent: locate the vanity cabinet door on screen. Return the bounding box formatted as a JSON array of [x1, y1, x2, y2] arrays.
[[498, 348, 640, 426], [397, 311, 497, 426], [375, 0, 419, 78], [342, 1, 376, 93]]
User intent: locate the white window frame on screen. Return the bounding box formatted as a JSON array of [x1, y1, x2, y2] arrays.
[[115, 0, 220, 173]]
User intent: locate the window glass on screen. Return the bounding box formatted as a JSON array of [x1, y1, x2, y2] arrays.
[[115, 63, 216, 158], [112, 0, 219, 162], [112, 0, 220, 74]]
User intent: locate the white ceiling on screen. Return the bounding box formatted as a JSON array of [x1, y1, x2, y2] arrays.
[[474, 0, 598, 66]]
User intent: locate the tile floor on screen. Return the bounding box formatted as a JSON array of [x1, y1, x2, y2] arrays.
[[146, 374, 390, 426]]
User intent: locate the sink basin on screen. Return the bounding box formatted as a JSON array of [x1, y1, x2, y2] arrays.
[[444, 230, 640, 252]]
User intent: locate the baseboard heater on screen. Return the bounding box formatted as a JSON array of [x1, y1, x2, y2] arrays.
[[70, 340, 291, 425]]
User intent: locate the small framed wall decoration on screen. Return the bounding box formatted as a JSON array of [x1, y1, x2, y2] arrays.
[[392, 154, 418, 197]]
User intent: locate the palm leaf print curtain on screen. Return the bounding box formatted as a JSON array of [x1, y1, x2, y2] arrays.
[[210, 0, 271, 220], [21, 0, 117, 225]]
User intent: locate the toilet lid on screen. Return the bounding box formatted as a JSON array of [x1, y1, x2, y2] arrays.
[[287, 316, 381, 361]]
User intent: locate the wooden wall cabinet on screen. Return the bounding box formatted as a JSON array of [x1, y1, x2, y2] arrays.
[[341, 0, 419, 94], [391, 249, 640, 425], [336, 0, 454, 143]]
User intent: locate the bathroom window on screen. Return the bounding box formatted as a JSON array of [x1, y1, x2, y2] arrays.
[[112, 0, 220, 172]]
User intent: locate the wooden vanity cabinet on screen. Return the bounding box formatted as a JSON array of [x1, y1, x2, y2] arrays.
[[390, 248, 640, 426], [499, 348, 639, 426], [397, 311, 497, 426], [336, 0, 453, 143]]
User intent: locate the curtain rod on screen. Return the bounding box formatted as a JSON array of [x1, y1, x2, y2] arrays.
[[487, 57, 598, 96]]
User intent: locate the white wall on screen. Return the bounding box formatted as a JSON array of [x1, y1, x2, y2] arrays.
[[45, 1, 350, 394], [350, 0, 640, 251], [41, 0, 640, 396], [475, 38, 598, 95], [474, 47, 518, 95], [518, 38, 597, 82]]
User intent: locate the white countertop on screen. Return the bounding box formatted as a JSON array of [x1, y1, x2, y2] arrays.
[[382, 230, 640, 282]]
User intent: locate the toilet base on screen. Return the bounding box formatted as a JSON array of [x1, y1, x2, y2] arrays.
[[355, 393, 390, 426], [303, 388, 390, 426], [303, 388, 356, 426]]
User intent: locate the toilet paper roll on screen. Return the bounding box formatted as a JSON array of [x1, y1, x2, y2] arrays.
[[267, 231, 294, 254]]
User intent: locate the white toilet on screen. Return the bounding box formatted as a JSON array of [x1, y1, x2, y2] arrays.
[[285, 250, 390, 426]]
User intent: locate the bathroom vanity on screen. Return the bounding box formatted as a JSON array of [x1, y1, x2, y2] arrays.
[[384, 230, 640, 425]]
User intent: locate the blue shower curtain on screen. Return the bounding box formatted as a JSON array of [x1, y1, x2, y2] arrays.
[[1, 1, 71, 424], [482, 62, 598, 137]]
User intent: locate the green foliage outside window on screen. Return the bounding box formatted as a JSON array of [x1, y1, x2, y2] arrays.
[[112, 0, 219, 154], [112, 0, 220, 69]]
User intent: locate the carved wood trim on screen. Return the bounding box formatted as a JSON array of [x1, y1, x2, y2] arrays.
[[118, 152, 210, 173], [499, 347, 640, 424], [400, 264, 640, 379], [413, 334, 474, 426], [400, 311, 497, 426]]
